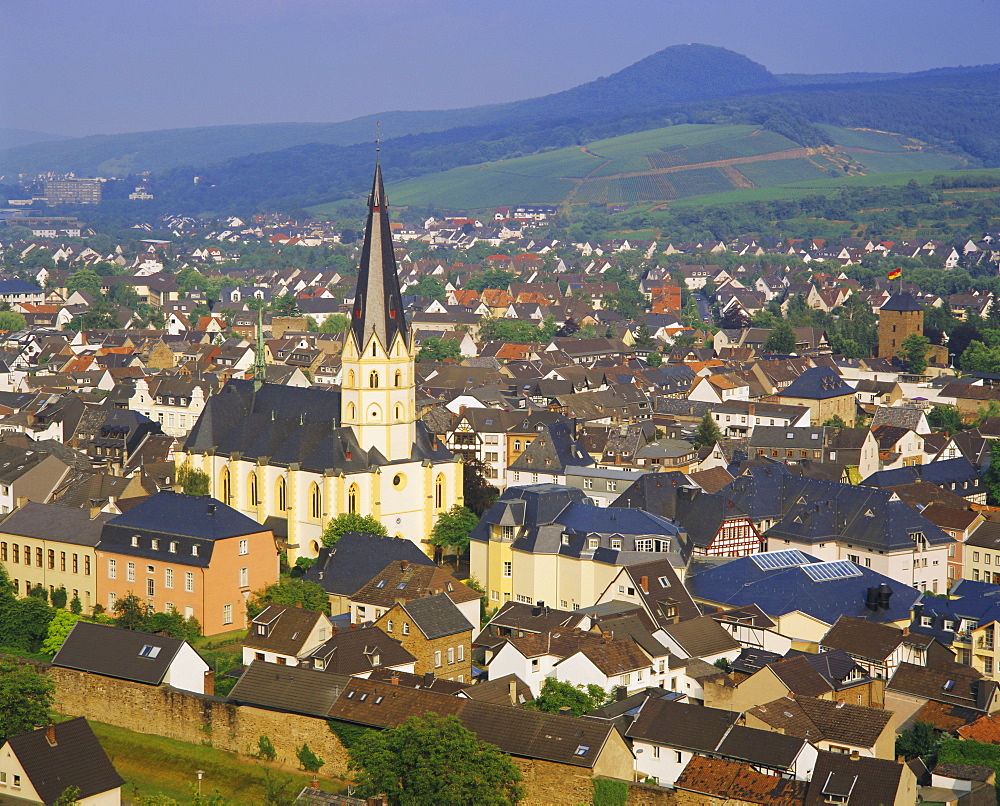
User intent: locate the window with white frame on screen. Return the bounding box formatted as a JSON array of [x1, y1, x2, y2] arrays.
[[239, 539, 248, 555], [127, 562, 136, 583], [223, 604, 233, 625], [108, 558, 117, 579], [165, 568, 173, 589], [185, 571, 194, 593], [434, 651, 441, 668], [502, 561, 512, 578], [239, 567, 249, 588]]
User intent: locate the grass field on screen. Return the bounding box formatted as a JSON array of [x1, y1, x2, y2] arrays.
[[363, 123, 996, 212], [89, 720, 345, 804]]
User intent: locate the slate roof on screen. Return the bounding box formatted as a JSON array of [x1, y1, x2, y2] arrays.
[[749, 695, 890, 748], [861, 456, 983, 497], [662, 615, 740, 658], [625, 697, 740, 752], [622, 558, 702, 626], [887, 661, 992, 711], [352, 560, 480, 608], [880, 291, 924, 312], [401, 593, 471, 639], [326, 676, 616, 768], [870, 406, 924, 431], [228, 661, 352, 717], [306, 625, 416, 675], [244, 604, 328, 657], [804, 751, 907, 806], [820, 616, 930, 662], [684, 551, 921, 625], [776, 366, 852, 400], [4, 718, 125, 805], [52, 621, 193, 685], [185, 379, 453, 473], [0, 501, 113, 546], [302, 532, 435, 597]]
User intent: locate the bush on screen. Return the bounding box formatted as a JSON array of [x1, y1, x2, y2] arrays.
[[50, 587, 67, 610], [296, 743, 324, 773], [255, 735, 277, 762], [69, 595, 82, 615], [592, 778, 629, 806]]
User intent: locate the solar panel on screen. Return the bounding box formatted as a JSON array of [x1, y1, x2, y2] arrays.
[[801, 560, 863, 582], [750, 549, 811, 571]]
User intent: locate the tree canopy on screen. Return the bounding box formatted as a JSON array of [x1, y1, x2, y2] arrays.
[[417, 337, 462, 363], [348, 712, 524, 805], [525, 678, 610, 717], [247, 578, 330, 618], [0, 661, 54, 742], [430, 505, 479, 557], [321, 512, 388, 546], [693, 411, 723, 449], [763, 321, 796, 354]]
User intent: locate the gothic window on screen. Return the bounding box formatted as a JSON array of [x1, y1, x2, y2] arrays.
[[435, 474, 445, 509], [369, 371, 379, 388], [372, 342, 377, 357], [248, 471, 258, 506], [395, 404, 403, 420], [220, 466, 231, 504], [310, 482, 321, 520], [276, 476, 286, 511], [347, 402, 356, 419], [348, 484, 359, 514], [347, 370, 355, 386], [394, 370, 402, 388]]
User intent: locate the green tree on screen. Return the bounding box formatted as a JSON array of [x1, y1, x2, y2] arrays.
[[822, 415, 848, 428], [417, 338, 462, 362], [348, 713, 524, 805], [322, 512, 388, 546], [0, 660, 54, 741], [693, 411, 723, 449], [113, 593, 152, 632], [645, 350, 662, 368], [468, 269, 515, 292], [295, 742, 324, 773], [900, 333, 931, 374], [319, 314, 350, 335], [463, 457, 500, 517], [763, 321, 796, 354], [408, 277, 446, 302], [50, 587, 68, 610], [960, 340, 1000, 374], [247, 578, 330, 618], [148, 608, 202, 641], [430, 505, 479, 559], [633, 322, 654, 348], [54, 786, 81, 806], [984, 441, 1000, 506], [66, 268, 102, 297], [895, 721, 940, 761], [175, 463, 210, 496], [928, 404, 964, 435], [526, 678, 610, 717], [41, 611, 84, 655], [270, 294, 299, 315], [0, 311, 26, 331]]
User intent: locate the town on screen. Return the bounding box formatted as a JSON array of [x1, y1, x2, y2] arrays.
[[0, 156, 999, 805]]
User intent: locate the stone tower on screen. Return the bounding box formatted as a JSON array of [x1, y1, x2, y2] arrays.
[[878, 292, 924, 358]]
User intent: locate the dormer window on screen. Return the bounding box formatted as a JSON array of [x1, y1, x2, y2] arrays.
[[192, 545, 199, 556], [151, 539, 159, 550], [131, 536, 139, 547]]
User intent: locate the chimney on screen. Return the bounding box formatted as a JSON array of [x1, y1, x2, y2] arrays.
[[15, 496, 28, 510], [835, 699, 845, 709], [616, 685, 627, 701], [877, 582, 893, 611], [509, 679, 517, 705], [349, 623, 356, 630], [311, 776, 319, 790], [640, 576, 649, 594], [390, 676, 399, 686], [346, 450, 352, 460], [850, 750, 860, 760], [330, 625, 338, 636], [865, 586, 880, 612], [423, 672, 434, 687], [400, 560, 410, 572], [601, 631, 611, 642], [45, 724, 56, 747]]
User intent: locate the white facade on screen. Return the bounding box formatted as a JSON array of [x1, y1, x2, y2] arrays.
[[162, 641, 211, 694]]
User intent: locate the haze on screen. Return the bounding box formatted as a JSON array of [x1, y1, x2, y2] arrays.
[[2, 0, 996, 138]]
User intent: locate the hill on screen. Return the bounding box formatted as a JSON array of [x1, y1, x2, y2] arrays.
[[381, 123, 964, 210], [0, 127, 67, 152], [0, 44, 779, 178]]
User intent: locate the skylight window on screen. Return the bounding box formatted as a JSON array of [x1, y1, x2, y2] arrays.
[[397, 582, 407, 590], [376, 580, 386, 589], [138, 645, 161, 659], [574, 745, 590, 756]]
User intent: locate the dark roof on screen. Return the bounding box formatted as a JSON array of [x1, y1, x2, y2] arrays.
[[0, 501, 113, 546], [349, 164, 409, 352], [326, 676, 616, 768], [244, 604, 328, 657], [625, 697, 740, 752], [228, 661, 352, 717], [4, 718, 124, 804], [662, 615, 740, 658], [750, 695, 891, 748], [804, 750, 906, 806], [52, 621, 196, 685], [302, 532, 435, 596], [880, 291, 924, 312], [776, 366, 851, 400], [401, 594, 472, 639], [308, 625, 415, 675]]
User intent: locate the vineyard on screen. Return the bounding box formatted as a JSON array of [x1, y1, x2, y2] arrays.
[[386, 121, 976, 210]]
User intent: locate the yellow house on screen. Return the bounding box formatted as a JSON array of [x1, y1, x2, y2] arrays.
[[0, 502, 113, 613]]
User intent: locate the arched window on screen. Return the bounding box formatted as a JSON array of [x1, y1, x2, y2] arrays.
[[395, 404, 403, 420], [435, 474, 445, 509], [348, 484, 359, 514], [347, 402, 356, 419], [309, 482, 321, 520], [276, 476, 286, 512], [220, 466, 231, 504], [347, 370, 355, 387], [372, 342, 377, 357], [248, 471, 258, 506], [394, 370, 402, 388], [369, 371, 379, 388]]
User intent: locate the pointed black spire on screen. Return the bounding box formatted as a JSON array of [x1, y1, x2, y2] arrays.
[[350, 163, 408, 352]]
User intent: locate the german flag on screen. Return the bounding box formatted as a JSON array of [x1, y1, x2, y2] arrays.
[[888, 268, 902, 280]]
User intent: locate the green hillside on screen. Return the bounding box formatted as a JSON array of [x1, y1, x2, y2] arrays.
[[379, 123, 964, 211]]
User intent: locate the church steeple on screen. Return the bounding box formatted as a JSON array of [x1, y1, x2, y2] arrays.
[[350, 163, 408, 353]]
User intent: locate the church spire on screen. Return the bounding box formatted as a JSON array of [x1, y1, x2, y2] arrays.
[[350, 163, 408, 352]]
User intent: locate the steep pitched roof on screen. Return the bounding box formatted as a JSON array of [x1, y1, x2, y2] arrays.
[[302, 532, 436, 596], [401, 593, 471, 639], [750, 695, 891, 748], [3, 718, 124, 804], [52, 621, 193, 684]]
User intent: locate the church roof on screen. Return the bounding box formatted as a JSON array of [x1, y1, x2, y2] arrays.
[[350, 163, 409, 352]]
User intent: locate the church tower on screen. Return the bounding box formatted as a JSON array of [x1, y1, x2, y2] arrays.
[[878, 292, 924, 358], [340, 164, 417, 460]]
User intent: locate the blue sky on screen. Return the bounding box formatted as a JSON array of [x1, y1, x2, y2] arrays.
[[2, 0, 997, 137]]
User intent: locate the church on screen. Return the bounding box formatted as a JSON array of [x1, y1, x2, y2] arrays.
[[175, 164, 464, 559]]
